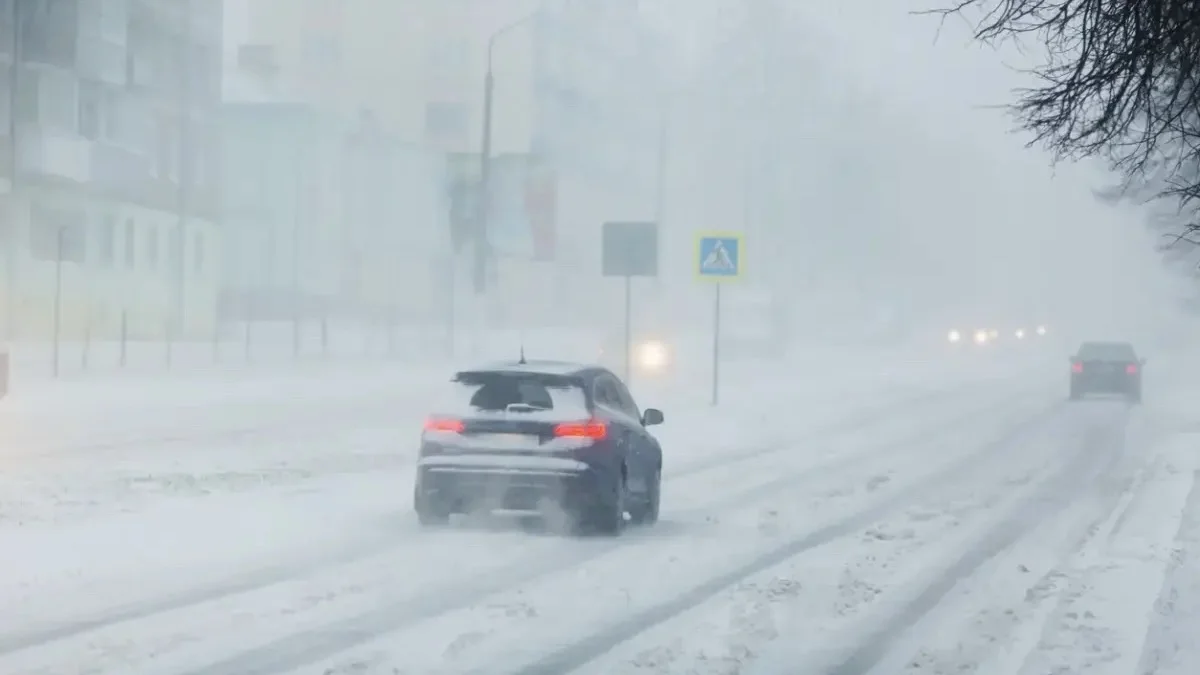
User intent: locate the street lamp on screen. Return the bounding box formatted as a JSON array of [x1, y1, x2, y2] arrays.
[[474, 10, 542, 295]]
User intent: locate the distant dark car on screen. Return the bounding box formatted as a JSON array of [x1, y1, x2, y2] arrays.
[[414, 359, 665, 535], [1069, 341, 1144, 403]]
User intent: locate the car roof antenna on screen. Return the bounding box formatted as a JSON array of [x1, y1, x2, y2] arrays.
[[518, 343, 527, 365]]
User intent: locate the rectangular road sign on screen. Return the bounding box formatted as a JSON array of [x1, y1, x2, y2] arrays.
[[696, 232, 743, 280], [602, 221, 659, 277]]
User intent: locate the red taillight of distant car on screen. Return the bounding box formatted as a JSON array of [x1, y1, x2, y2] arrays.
[[423, 417, 465, 433], [1071, 362, 1084, 373], [1126, 364, 1138, 374], [554, 420, 608, 440]]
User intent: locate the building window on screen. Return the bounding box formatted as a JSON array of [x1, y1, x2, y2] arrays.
[[145, 224, 157, 269], [96, 213, 115, 266], [21, 0, 79, 69], [29, 202, 86, 263], [123, 217, 135, 267], [77, 33, 125, 85]]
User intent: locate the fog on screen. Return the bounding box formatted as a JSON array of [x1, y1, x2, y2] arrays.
[[8, 5, 1200, 671], [214, 0, 1187, 368]]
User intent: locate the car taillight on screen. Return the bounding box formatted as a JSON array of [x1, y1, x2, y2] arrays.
[[423, 417, 464, 433], [1126, 364, 1138, 374], [554, 420, 607, 440], [1071, 362, 1084, 373]]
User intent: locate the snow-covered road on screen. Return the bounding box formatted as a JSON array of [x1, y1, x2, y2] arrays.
[[2, 352, 1196, 675]]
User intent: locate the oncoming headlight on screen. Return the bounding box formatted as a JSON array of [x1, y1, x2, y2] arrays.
[[973, 329, 989, 345], [636, 340, 669, 370], [947, 329, 961, 343]]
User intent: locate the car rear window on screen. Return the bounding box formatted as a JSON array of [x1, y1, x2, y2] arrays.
[[440, 372, 590, 418], [1078, 342, 1137, 361]]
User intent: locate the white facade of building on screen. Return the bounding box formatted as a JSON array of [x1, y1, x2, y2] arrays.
[[221, 45, 451, 325], [0, 0, 223, 341]]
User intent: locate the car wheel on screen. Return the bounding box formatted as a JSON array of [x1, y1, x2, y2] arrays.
[[629, 468, 661, 526], [586, 472, 627, 536], [1069, 385, 1082, 400], [414, 489, 451, 527], [1129, 390, 1142, 404]]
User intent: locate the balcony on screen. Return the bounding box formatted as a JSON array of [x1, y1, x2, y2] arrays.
[[18, 129, 92, 184]]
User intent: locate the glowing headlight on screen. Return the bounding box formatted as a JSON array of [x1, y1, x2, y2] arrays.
[[636, 341, 668, 370], [1036, 325, 1047, 336], [947, 329, 961, 343], [1015, 328, 1026, 339], [974, 329, 989, 345]]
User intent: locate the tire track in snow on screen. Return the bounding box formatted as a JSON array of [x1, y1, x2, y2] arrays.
[[171, 397, 1062, 675], [0, 379, 995, 659], [814, 407, 1133, 675], [499, 402, 1073, 675], [1120, 467, 1200, 675]]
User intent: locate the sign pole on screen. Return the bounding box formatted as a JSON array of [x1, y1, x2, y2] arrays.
[[695, 230, 742, 405], [601, 221, 659, 379], [712, 282, 720, 405], [623, 274, 632, 382]]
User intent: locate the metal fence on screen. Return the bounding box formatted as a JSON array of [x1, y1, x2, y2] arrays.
[[10, 319, 455, 381]]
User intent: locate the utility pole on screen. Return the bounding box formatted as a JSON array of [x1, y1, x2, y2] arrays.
[[5, 0, 21, 340], [474, 43, 495, 296], [475, 12, 542, 297]]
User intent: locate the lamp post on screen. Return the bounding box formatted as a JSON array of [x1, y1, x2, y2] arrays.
[[473, 10, 542, 295]]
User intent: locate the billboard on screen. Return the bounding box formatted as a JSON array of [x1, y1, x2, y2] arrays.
[[487, 153, 557, 261]]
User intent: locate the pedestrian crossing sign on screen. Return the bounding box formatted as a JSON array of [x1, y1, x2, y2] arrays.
[[696, 232, 743, 280]]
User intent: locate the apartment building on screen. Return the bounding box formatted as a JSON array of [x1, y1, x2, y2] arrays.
[[240, 0, 670, 327], [0, 0, 223, 341], [221, 44, 450, 327]]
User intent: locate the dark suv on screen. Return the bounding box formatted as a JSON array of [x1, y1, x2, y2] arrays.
[[1069, 341, 1144, 403], [414, 359, 665, 535]]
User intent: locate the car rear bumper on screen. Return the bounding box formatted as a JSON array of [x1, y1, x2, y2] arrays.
[[416, 455, 615, 514], [1072, 376, 1139, 394]]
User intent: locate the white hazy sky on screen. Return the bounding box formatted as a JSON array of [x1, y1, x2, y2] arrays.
[[788, 0, 1181, 341]]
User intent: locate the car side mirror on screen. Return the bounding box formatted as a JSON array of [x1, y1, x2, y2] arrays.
[[642, 408, 664, 426]]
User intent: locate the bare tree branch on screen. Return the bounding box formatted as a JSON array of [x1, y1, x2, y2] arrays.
[[922, 0, 1200, 215]]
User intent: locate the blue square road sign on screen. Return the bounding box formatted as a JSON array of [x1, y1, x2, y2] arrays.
[[696, 232, 743, 280]]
